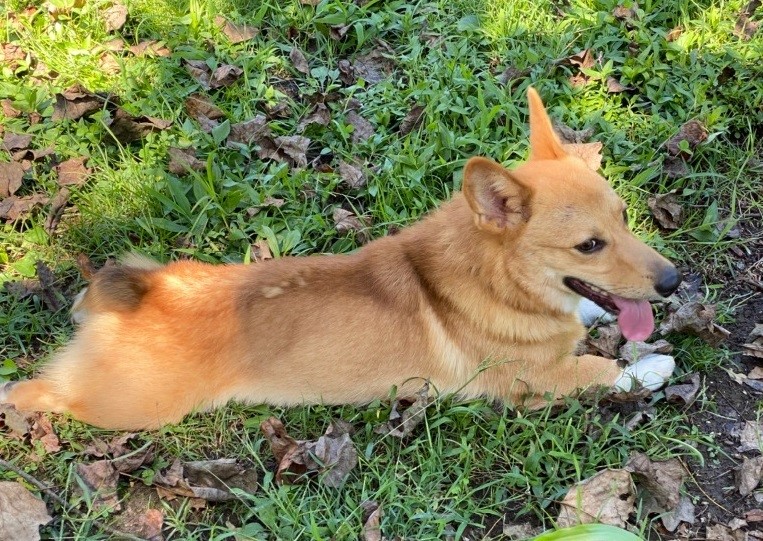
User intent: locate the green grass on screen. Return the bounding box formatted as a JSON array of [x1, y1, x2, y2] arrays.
[[1, 0, 761, 538]]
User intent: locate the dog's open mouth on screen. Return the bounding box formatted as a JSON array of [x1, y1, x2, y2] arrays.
[[563, 277, 655, 341]]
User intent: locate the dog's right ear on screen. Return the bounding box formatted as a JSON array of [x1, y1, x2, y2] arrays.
[[463, 157, 531, 234]]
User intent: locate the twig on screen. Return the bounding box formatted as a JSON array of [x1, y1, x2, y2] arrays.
[[0, 458, 149, 541]]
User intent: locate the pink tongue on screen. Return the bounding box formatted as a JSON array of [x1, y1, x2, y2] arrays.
[[612, 296, 654, 342]]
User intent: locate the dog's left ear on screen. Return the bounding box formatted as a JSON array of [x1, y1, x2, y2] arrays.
[[463, 157, 532, 234], [527, 87, 568, 162]]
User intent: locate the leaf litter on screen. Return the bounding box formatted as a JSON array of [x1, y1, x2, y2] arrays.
[[648, 191, 685, 230], [0, 481, 53, 541], [374, 383, 433, 438], [153, 458, 257, 503]]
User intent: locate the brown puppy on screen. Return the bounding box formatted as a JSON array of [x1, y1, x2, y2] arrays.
[[1, 89, 681, 430]]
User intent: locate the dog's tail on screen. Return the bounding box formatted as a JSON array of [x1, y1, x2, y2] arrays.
[[72, 254, 161, 321]]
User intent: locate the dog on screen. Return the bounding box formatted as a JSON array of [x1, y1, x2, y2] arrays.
[[0, 88, 681, 430]]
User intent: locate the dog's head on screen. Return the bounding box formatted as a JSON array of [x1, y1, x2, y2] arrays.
[[462, 88, 680, 341]]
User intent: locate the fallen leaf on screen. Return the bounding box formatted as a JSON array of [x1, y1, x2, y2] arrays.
[[106, 109, 171, 144], [0, 43, 27, 70], [736, 421, 763, 453], [0, 193, 48, 221], [153, 458, 257, 502], [103, 3, 128, 32], [333, 207, 370, 243], [346, 111, 375, 144], [737, 456, 763, 497], [77, 460, 121, 510], [557, 469, 635, 528], [497, 66, 530, 86], [229, 115, 271, 146], [0, 162, 24, 197], [746, 509, 763, 522], [261, 418, 357, 487], [735, 0, 761, 39], [210, 64, 242, 88], [82, 432, 139, 458], [128, 40, 171, 57], [663, 156, 689, 179], [666, 120, 708, 158], [265, 101, 291, 119], [362, 501, 383, 541], [44, 187, 70, 235], [185, 93, 225, 121], [648, 192, 684, 230], [2, 132, 33, 152], [606, 77, 628, 93], [35, 261, 63, 312], [55, 156, 90, 187], [619, 339, 673, 364], [185, 59, 212, 89], [168, 147, 205, 175], [553, 122, 595, 144], [706, 523, 742, 541], [272, 135, 310, 168], [743, 324, 763, 359], [666, 26, 684, 41], [338, 59, 355, 85], [51, 85, 105, 121], [625, 452, 685, 529], [298, 103, 330, 132], [374, 383, 433, 438], [329, 24, 351, 40], [665, 373, 700, 406], [585, 323, 623, 358], [661, 496, 696, 532], [613, 2, 638, 21], [247, 239, 273, 262], [1, 99, 22, 118], [352, 49, 394, 84], [220, 20, 259, 44], [658, 301, 730, 346], [98, 53, 121, 75], [290, 47, 309, 75], [399, 105, 425, 135], [111, 486, 164, 541], [338, 161, 366, 189], [0, 481, 53, 541]]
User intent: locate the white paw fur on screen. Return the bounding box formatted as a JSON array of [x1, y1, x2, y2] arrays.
[[578, 298, 616, 326], [614, 354, 675, 392]]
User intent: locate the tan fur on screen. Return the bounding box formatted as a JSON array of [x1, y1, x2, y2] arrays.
[[3, 89, 678, 429]]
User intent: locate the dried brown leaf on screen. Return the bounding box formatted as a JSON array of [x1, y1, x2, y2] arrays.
[[553, 122, 595, 144], [497, 66, 530, 86], [557, 469, 635, 528], [625, 452, 685, 527], [353, 50, 394, 84], [298, 103, 330, 132], [586, 323, 623, 358], [35, 261, 63, 312], [2, 132, 33, 152], [185, 59, 211, 89], [0, 193, 48, 221], [658, 301, 730, 346], [333, 207, 367, 236], [103, 4, 128, 32], [273, 135, 310, 168], [1, 99, 22, 118], [128, 40, 171, 57], [338, 161, 366, 189], [399, 105, 425, 135], [736, 421, 763, 453], [82, 432, 139, 458], [168, 147, 205, 175], [663, 156, 689, 179], [666, 119, 708, 158], [743, 324, 763, 359], [260, 417, 299, 464], [77, 460, 121, 511], [229, 115, 271, 146], [290, 47, 309, 75], [153, 458, 257, 501], [374, 383, 433, 438], [52, 85, 104, 121], [210, 64, 242, 88], [0, 481, 53, 541], [613, 2, 638, 21], [736, 456, 763, 497], [221, 21, 259, 44], [362, 501, 383, 541], [606, 76, 628, 93], [111, 486, 164, 541], [665, 373, 700, 406], [661, 496, 696, 532], [648, 192, 684, 230], [185, 93, 225, 121], [106, 109, 171, 144], [346, 111, 375, 144], [0, 162, 24, 197], [55, 156, 90, 187], [619, 339, 673, 364], [249, 239, 273, 262], [338, 59, 355, 85]]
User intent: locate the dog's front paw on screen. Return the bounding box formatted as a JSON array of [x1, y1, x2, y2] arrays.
[[614, 354, 675, 392], [578, 298, 616, 326]]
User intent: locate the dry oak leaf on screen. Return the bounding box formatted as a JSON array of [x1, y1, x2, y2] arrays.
[[185, 59, 212, 89], [658, 301, 730, 346], [661, 496, 696, 532], [648, 191, 684, 230], [665, 373, 700, 406], [606, 76, 628, 93], [557, 469, 635, 528], [0, 193, 48, 221], [76, 460, 121, 511], [0, 162, 24, 197], [625, 452, 687, 530], [210, 64, 243, 88], [106, 109, 171, 144], [736, 455, 763, 497], [553, 122, 595, 144], [374, 383, 433, 438], [0, 481, 53, 541], [128, 40, 171, 57], [613, 2, 638, 21], [743, 324, 763, 359], [111, 486, 164, 541], [362, 501, 383, 541], [185, 93, 225, 121], [273, 135, 310, 168], [103, 3, 128, 32], [352, 49, 394, 84], [82, 432, 139, 458], [55, 156, 90, 187], [338, 161, 366, 189], [346, 111, 375, 144], [1, 98, 22, 118], [2, 132, 33, 152], [663, 156, 690, 180], [399, 104, 426, 136], [44, 187, 70, 236], [666, 119, 708, 158], [619, 339, 673, 364], [290, 46, 309, 75], [737, 421, 763, 453], [153, 458, 257, 502], [219, 19, 259, 44], [52, 85, 105, 121], [168, 147, 205, 175], [585, 323, 623, 358], [333, 207, 370, 242], [229, 115, 271, 146], [297, 103, 330, 132], [0, 404, 60, 452]]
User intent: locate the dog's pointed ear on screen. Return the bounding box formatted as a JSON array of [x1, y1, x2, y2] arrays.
[[527, 87, 567, 162], [463, 157, 531, 234]]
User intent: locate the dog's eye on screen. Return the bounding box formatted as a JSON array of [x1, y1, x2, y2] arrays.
[[576, 238, 605, 253]]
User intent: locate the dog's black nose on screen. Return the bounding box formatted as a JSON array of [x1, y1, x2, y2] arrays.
[[654, 266, 682, 297]]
